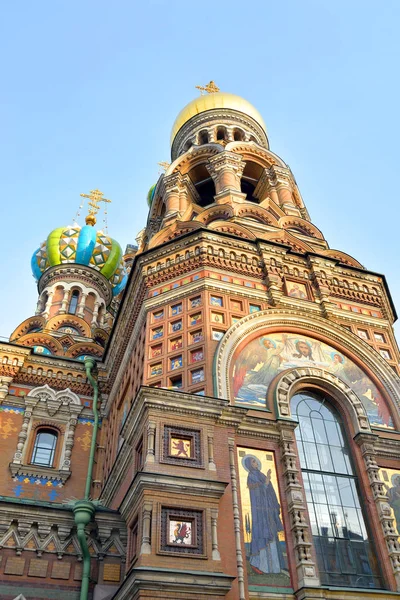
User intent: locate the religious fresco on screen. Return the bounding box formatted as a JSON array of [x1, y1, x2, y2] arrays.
[[237, 447, 291, 591], [285, 280, 309, 300], [380, 468, 400, 538], [233, 332, 393, 428]]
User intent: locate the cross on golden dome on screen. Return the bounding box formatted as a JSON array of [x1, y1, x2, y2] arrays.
[[195, 80, 220, 95], [80, 188, 112, 226]]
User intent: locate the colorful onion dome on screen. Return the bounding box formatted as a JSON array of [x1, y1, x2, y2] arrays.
[[147, 183, 157, 207], [31, 223, 128, 296]]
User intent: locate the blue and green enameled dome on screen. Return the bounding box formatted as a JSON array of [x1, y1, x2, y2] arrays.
[[147, 183, 157, 207], [31, 223, 128, 296]]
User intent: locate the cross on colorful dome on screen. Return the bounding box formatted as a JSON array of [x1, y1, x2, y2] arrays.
[[31, 189, 128, 297]]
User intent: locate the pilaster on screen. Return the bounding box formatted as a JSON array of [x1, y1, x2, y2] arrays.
[[278, 423, 320, 589], [354, 432, 400, 590]]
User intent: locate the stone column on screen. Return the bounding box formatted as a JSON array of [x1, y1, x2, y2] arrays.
[[76, 293, 88, 318], [42, 290, 54, 319], [271, 166, 301, 216], [61, 405, 82, 472], [355, 432, 400, 589], [58, 289, 70, 314], [228, 438, 246, 600], [163, 173, 183, 215], [140, 502, 153, 555], [0, 376, 13, 404], [145, 421, 156, 465], [278, 423, 320, 588], [91, 301, 100, 327], [210, 508, 221, 560], [207, 151, 245, 197], [207, 432, 216, 471], [35, 296, 44, 315], [12, 399, 34, 465]]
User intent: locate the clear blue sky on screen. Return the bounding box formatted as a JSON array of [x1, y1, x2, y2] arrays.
[[1, 1, 399, 341]]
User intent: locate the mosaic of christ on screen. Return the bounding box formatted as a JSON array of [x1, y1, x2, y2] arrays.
[[233, 332, 393, 428]]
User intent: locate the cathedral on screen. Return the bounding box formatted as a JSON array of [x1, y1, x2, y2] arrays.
[[1, 82, 400, 600]]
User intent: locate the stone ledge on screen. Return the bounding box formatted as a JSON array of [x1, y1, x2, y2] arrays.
[[119, 472, 228, 517], [9, 462, 71, 484], [113, 566, 235, 599]]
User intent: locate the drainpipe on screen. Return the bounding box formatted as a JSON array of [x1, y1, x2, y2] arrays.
[[73, 357, 100, 600]]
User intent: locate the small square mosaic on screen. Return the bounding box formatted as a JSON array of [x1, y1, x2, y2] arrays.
[[162, 425, 202, 467], [160, 507, 204, 555]]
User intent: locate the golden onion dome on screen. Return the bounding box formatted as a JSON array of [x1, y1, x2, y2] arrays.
[[170, 92, 267, 145]]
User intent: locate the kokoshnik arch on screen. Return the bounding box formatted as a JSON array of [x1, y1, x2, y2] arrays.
[[0, 82, 400, 600]]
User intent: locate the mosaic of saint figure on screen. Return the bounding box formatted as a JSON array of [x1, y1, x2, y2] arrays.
[[233, 332, 392, 428], [243, 455, 285, 575]]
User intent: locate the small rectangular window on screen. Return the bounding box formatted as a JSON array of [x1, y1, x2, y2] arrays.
[[129, 518, 139, 563], [135, 438, 144, 473]]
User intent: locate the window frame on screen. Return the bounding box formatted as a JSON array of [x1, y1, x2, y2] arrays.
[[30, 427, 58, 468], [291, 389, 383, 590]]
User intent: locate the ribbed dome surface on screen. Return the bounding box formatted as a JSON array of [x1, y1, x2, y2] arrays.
[[31, 224, 127, 296]]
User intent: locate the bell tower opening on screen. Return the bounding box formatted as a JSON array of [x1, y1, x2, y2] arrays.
[[240, 161, 263, 203], [189, 164, 216, 207]]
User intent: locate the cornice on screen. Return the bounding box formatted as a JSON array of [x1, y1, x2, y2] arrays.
[[116, 566, 234, 600], [119, 472, 228, 517]]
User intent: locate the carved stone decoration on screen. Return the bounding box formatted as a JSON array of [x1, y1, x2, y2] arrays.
[[206, 151, 245, 195], [228, 438, 246, 600], [354, 433, 400, 590], [9, 384, 84, 482], [271, 367, 372, 435], [278, 423, 320, 588], [0, 376, 13, 402]]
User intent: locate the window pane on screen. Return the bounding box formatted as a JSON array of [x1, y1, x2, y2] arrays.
[[298, 416, 314, 442], [311, 415, 328, 444], [37, 432, 56, 448], [324, 419, 342, 446], [323, 475, 342, 506], [317, 443, 334, 471], [304, 442, 320, 470], [345, 507, 363, 539], [330, 446, 349, 475], [338, 477, 356, 507], [315, 503, 333, 536]]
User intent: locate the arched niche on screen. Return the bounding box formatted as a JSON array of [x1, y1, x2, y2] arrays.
[[214, 309, 400, 430]]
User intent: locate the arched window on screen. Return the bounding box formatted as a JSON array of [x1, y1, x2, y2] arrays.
[[68, 290, 79, 314], [216, 126, 227, 141], [233, 128, 245, 141], [291, 391, 381, 589], [31, 429, 58, 467], [199, 130, 209, 144]]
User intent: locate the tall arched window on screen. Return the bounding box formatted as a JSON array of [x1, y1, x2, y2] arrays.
[[68, 290, 79, 314], [31, 429, 58, 467], [291, 391, 382, 589]]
